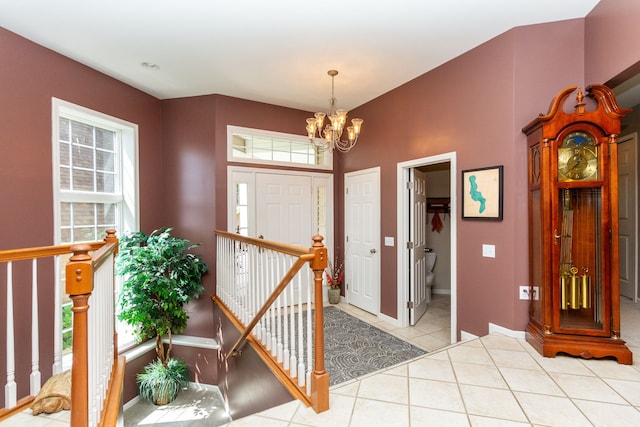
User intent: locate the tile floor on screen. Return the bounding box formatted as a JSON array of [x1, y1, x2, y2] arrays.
[[224, 295, 640, 427], [4, 294, 640, 426]]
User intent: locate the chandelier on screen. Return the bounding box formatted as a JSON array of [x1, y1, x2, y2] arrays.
[[306, 70, 363, 153]]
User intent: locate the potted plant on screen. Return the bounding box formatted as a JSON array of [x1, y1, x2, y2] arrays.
[[116, 228, 208, 405], [326, 256, 343, 304]]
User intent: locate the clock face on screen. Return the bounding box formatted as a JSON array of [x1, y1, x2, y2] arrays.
[[558, 131, 598, 181]]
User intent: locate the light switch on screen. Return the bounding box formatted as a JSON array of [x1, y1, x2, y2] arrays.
[[384, 236, 395, 247], [482, 244, 495, 258]]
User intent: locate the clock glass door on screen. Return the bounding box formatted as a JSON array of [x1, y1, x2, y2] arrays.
[[556, 187, 608, 334]]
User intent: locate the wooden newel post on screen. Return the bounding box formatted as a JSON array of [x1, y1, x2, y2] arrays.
[[309, 234, 329, 413], [66, 244, 94, 427]]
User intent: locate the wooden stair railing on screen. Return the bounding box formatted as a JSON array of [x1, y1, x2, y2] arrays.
[[0, 230, 125, 426], [213, 230, 329, 413]]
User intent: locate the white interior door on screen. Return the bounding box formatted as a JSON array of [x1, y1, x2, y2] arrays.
[[618, 133, 638, 301], [256, 173, 312, 247], [345, 168, 380, 314], [409, 168, 428, 324]]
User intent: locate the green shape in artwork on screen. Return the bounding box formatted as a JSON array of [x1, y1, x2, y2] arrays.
[[468, 175, 486, 213]]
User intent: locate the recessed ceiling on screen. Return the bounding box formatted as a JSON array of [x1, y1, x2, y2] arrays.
[[0, 0, 601, 112]]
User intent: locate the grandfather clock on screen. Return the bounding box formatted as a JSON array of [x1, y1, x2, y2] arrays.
[[522, 84, 633, 364]]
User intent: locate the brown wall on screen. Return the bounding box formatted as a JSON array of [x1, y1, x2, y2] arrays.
[[161, 94, 315, 338], [585, 0, 640, 86], [342, 19, 586, 336], [0, 27, 164, 405]]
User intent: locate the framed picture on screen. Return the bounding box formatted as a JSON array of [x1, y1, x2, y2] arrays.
[[461, 165, 503, 220]]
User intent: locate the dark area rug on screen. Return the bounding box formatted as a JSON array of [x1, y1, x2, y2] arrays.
[[321, 306, 426, 385]]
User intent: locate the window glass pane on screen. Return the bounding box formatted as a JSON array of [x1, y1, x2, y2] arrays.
[[61, 202, 71, 227], [253, 148, 272, 160], [73, 144, 94, 169], [96, 128, 115, 151], [72, 168, 94, 191], [59, 142, 70, 166], [97, 171, 115, 193], [97, 203, 117, 225], [236, 183, 247, 205], [96, 149, 115, 172], [60, 228, 72, 243], [74, 226, 96, 242], [73, 203, 95, 226], [59, 117, 70, 142], [59, 167, 70, 190], [71, 121, 93, 147]]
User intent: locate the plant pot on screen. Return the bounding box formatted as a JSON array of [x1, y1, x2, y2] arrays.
[[137, 358, 189, 405], [328, 287, 341, 304]]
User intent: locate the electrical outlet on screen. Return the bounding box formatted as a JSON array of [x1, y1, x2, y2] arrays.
[[519, 286, 539, 300], [519, 286, 529, 300], [482, 244, 495, 258]]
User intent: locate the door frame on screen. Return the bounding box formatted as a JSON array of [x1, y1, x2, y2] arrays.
[[397, 152, 457, 344]]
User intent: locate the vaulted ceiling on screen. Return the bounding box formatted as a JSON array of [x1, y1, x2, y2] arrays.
[[1, 1, 602, 112]]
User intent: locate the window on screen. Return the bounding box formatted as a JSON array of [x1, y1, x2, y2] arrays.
[[52, 98, 139, 354], [228, 125, 332, 170]]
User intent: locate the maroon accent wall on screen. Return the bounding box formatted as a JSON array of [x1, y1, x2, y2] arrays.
[[342, 19, 586, 335], [585, 0, 640, 85], [212, 302, 293, 420], [0, 27, 164, 405], [161, 94, 315, 338]]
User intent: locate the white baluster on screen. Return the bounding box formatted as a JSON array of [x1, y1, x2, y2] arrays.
[[5, 262, 17, 408], [30, 259, 41, 396], [52, 255, 62, 374], [297, 271, 305, 387]]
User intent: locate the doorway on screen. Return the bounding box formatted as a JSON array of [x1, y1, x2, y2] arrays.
[[397, 152, 457, 345]]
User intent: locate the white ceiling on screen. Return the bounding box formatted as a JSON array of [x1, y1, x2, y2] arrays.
[[1, 1, 603, 112]]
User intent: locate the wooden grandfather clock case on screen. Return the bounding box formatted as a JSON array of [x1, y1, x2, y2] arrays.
[[522, 84, 632, 364]]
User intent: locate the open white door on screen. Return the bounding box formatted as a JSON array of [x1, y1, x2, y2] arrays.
[[409, 168, 428, 325], [345, 168, 380, 314], [618, 133, 638, 301]]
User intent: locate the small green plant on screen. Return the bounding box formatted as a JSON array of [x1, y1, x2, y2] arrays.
[[137, 358, 189, 405], [116, 227, 207, 404]]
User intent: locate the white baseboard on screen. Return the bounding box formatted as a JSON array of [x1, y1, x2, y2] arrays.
[[488, 322, 526, 339], [460, 330, 479, 341], [377, 311, 401, 327], [432, 288, 451, 295], [121, 335, 219, 361]]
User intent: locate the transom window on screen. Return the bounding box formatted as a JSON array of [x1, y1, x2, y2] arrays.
[[228, 125, 332, 169]]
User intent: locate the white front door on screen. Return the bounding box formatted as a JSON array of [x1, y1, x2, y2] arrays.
[[409, 168, 428, 325], [618, 133, 638, 301], [345, 167, 380, 314], [256, 173, 312, 247]]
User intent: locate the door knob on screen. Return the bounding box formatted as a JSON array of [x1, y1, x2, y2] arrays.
[[370, 248, 377, 254]]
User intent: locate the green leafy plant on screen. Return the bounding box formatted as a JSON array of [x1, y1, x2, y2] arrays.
[[116, 228, 207, 404], [137, 358, 189, 405]]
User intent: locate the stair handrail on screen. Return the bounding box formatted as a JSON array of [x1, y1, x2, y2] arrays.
[[0, 230, 124, 426], [214, 230, 329, 413]]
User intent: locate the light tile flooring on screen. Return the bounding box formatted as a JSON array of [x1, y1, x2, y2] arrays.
[[4, 294, 640, 426], [227, 295, 640, 427]]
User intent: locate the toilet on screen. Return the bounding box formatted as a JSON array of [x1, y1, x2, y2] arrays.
[[425, 251, 437, 303]]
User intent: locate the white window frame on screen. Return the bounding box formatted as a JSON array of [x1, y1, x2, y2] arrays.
[[227, 125, 333, 170], [51, 98, 140, 357]]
